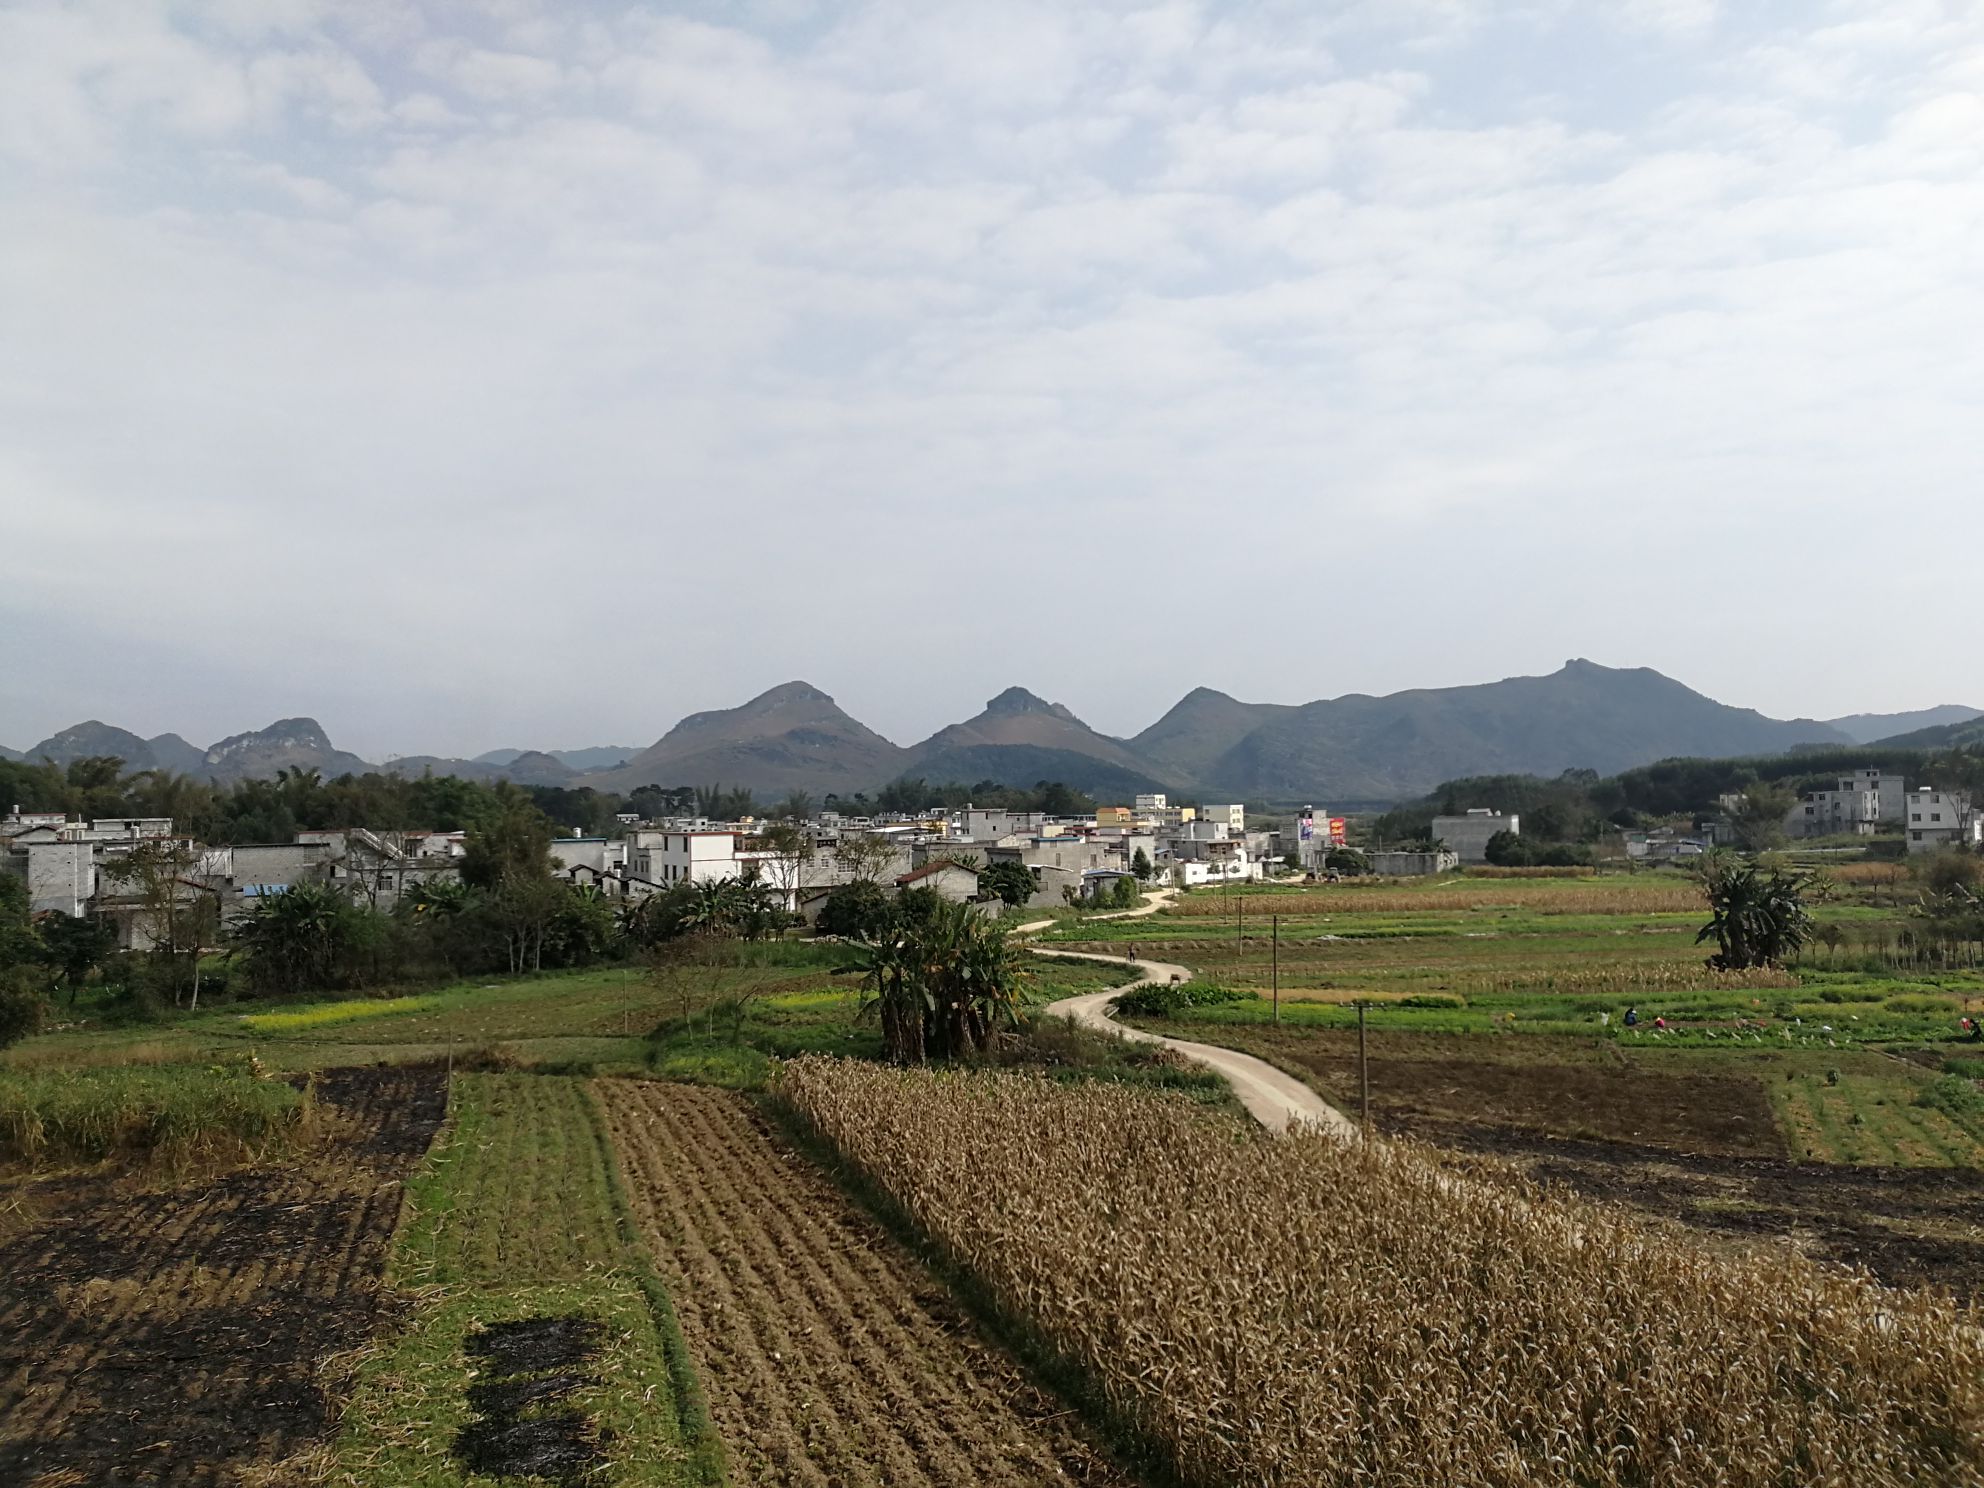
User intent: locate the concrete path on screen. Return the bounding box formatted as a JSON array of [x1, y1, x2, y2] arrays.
[[1031, 938, 1356, 1140]]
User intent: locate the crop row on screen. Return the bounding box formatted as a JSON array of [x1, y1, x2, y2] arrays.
[[777, 1058, 1984, 1488]]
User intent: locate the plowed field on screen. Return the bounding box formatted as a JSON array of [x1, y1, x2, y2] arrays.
[[0, 1067, 447, 1487], [599, 1081, 1134, 1488]]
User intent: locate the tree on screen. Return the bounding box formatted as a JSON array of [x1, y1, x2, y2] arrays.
[[39, 912, 115, 1007], [978, 859, 1037, 908], [1131, 847, 1154, 882], [752, 820, 815, 913], [1325, 847, 1370, 876], [100, 837, 218, 1007], [1727, 783, 1797, 853], [1697, 857, 1814, 970], [816, 879, 894, 939], [773, 790, 815, 822], [0, 875, 47, 1049], [232, 882, 357, 995], [838, 899, 1029, 1063], [833, 830, 902, 886]]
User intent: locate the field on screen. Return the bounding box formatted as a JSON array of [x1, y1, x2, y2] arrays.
[[780, 1057, 1984, 1488], [598, 1080, 1133, 1487], [329, 1072, 722, 1486], [0, 1067, 446, 1486]]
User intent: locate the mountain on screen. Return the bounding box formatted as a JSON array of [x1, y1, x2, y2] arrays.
[[586, 682, 908, 797], [1199, 660, 1853, 802], [146, 733, 209, 775], [202, 718, 372, 781], [1830, 705, 1983, 745], [0, 743, 20, 762], [25, 720, 160, 771], [475, 746, 639, 772], [1875, 715, 1984, 750], [903, 687, 1172, 797], [1129, 687, 1292, 783]]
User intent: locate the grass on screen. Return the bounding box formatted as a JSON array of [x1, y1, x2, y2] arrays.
[[328, 1074, 723, 1486], [0, 1060, 310, 1167], [237, 995, 439, 1033]]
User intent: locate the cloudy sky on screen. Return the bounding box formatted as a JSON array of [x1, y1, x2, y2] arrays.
[[3, 0, 1981, 759]]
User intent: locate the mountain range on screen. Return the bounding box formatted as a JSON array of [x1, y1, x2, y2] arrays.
[[5, 665, 1978, 805]]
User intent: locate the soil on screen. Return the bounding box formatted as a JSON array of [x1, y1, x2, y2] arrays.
[[1198, 1025, 1788, 1155], [1415, 1118, 1984, 1298], [598, 1081, 1137, 1488], [0, 1067, 447, 1487]]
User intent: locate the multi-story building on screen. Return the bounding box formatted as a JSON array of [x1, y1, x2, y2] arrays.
[[1905, 789, 1981, 854], [1198, 804, 1245, 835], [1786, 769, 1909, 839]]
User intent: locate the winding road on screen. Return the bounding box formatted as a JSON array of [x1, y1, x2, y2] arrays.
[[1017, 890, 1355, 1139]]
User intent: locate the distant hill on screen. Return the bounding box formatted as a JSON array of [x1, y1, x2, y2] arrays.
[[1833, 705, 1982, 745], [1129, 687, 1292, 783], [1199, 661, 1852, 801], [389, 749, 579, 786], [202, 718, 372, 781], [585, 682, 908, 797], [1876, 715, 1984, 750], [475, 746, 639, 772], [903, 688, 1169, 797], [25, 720, 161, 771], [0, 742, 20, 763], [146, 733, 209, 775]]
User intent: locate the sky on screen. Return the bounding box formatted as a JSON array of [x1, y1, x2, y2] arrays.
[[3, 0, 1982, 761]]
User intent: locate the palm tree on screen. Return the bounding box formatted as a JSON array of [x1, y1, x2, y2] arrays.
[[1697, 858, 1814, 970]]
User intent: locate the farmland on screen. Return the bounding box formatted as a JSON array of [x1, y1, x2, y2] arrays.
[[0, 1067, 446, 1485], [2, 865, 1980, 1482], [779, 1057, 1984, 1488], [600, 1081, 1132, 1486]]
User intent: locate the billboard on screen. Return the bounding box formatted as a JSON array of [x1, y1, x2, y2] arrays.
[[1329, 817, 1348, 845]]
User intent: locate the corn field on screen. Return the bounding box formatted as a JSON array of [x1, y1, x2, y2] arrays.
[[777, 1058, 1984, 1488]]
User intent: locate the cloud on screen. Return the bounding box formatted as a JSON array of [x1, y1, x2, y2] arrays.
[[2, 0, 1983, 755]]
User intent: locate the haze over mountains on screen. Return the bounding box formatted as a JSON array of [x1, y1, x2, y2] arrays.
[[6, 664, 1978, 805]]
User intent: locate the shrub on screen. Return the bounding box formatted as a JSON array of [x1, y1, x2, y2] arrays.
[[1113, 980, 1250, 1018], [0, 970, 45, 1050], [815, 879, 896, 940], [1917, 1074, 1984, 1119], [1398, 993, 1466, 1009], [1885, 994, 1960, 1015]]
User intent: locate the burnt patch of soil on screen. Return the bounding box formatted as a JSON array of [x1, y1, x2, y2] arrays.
[[455, 1314, 605, 1483], [1413, 1117, 1984, 1297], [0, 1066, 447, 1487], [1200, 1025, 1787, 1157]]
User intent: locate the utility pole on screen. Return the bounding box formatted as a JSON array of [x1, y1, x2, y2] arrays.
[[1271, 914, 1279, 1026], [1357, 1001, 1371, 1135]]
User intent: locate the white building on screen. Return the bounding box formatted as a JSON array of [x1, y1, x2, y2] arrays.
[[1905, 789, 1981, 854], [1431, 809, 1519, 864], [1133, 793, 1167, 812], [626, 828, 746, 886]]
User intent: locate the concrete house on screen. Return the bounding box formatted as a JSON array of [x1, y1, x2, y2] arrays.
[[894, 861, 982, 903], [1786, 770, 1909, 839], [1905, 789, 1981, 853], [1432, 809, 1519, 864]]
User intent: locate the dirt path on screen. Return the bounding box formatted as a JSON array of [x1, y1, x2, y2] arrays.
[[1018, 887, 1353, 1137], [598, 1081, 1134, 1488], [0, 1068, 447, 1487], [1038, 950, 1354, 1137]]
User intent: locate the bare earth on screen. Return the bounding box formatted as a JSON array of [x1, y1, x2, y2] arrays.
[[597, 1081, 1135, 1488]]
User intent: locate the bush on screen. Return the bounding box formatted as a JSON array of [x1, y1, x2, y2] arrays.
[[0, 970, 46, 1050], [1885, 994, 1960, 1015], [816, 879, 895, 940], [1325, 848, 1370, 876], [1917, 1074, 1984, 1119], [1114, 980, 1250, 1018], [1398, 993, 1466, 1009]]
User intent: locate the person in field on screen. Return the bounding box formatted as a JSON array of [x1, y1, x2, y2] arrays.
[[1623, 1005, 1639, 1028]]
